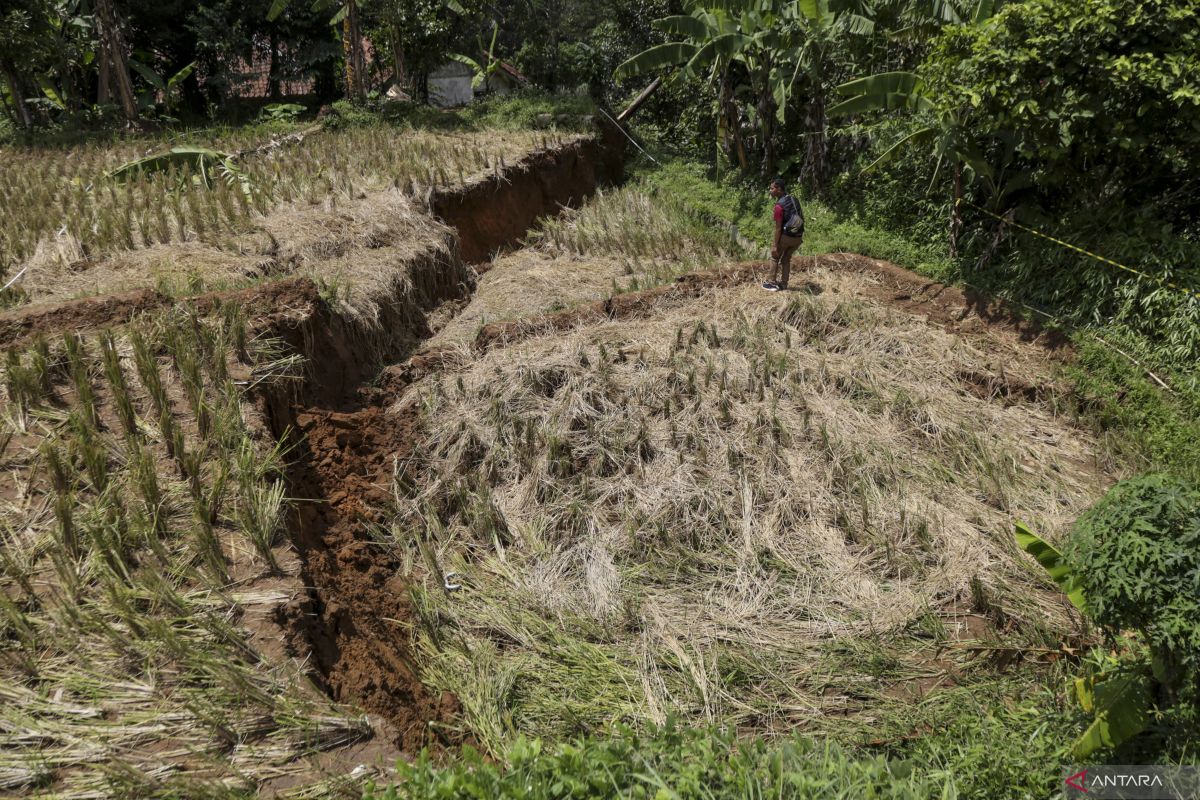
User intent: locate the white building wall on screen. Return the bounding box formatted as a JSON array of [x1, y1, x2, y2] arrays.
[[428, 65, 474, 108]]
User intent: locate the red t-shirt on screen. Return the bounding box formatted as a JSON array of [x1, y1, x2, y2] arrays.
[[773, 202, 784, 223]]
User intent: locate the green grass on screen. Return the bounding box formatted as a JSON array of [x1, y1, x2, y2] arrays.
[[636, 160, 952, 275], [1065, 336, 1200, 484], [364, 672, 1089, 800], [366, 721, 957, 799]]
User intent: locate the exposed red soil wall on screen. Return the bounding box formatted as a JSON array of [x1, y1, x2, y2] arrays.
[[278, 401, 461, 750], [250, 129, 625, 750], [432, 123, 625, 265], [0, 288, 169, 349]]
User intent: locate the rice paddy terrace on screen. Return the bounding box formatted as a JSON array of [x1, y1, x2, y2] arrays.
[[0, 120, 1115, 797]]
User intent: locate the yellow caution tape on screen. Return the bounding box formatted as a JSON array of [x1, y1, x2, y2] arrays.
[[956, 197, 1200, 301]]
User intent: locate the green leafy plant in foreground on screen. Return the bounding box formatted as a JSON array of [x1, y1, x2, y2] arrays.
[[1016, 474, 1200, 757], [1016, 523, 1146, 758], [1067, 475, 1200, 712], [260, 103, 306, 123], [1013, 522, 1086, 614], [106, 145, 250, 191], [365, 722, 955, 799]]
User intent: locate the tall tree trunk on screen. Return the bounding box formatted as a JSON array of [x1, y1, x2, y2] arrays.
[[950, 160, 963, 258], [0, 59, 33, 130], [342, 0, 365, 101], [353, 2, 366, 96], [804, 91, 827, 193], [390, 26, 406, 92], [94, 0, 139, 124], [719, 74, 749, 173], [757, 60, 777, 176], [98, 39, 111, 103], [268, 31, 281, 101], [341, 18, 354, 99]]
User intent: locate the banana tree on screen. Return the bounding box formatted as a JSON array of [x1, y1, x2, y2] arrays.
[[829, 70, 993, 256], [1014, 523, 1156, 758], [448, 20, 500, 92], [785, 0, 874, 190], [268, 0, 366, 101], [130, 60, 196, 117], [94, 0, 139, 123], [615, 0, 872, 178], [615, 7, 755, 171]]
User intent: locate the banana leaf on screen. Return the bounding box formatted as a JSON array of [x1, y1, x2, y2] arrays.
[[1014, 521, 1087, 612], [106, 146, 245, 191], [684, 32, 751, 76], [652, 14, 710, 39], [861, 126, 936, 172], [1071, 669, 1154, 758], [615, 42, 699, 79]]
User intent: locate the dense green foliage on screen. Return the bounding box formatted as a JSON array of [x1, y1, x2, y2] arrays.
[[917, 0, 1200, 365], [923, 0, 1200, 221], [1, 0, 339, 128], [1067, 475, 1200, 710], [1065, 338, 1200, 484], [366, 723, 954, 799], [1012, 476, 1200, 757]]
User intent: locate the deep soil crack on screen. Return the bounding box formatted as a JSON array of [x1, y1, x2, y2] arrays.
[[281, 399, 460, 750], [256, 128, 625, 750]]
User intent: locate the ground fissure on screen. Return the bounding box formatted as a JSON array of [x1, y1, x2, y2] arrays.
[[255, 130, 626, 751], [1, 126, 1112, 781]]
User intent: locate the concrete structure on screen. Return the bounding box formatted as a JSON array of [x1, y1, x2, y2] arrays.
[[428, 61, 474, 108]]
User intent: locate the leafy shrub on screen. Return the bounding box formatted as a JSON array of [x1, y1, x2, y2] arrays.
[[323, 99, 379, 128], [364, 723, 952, 799], [259, 102, 306, 123], [1066, 474, 1200, 711]]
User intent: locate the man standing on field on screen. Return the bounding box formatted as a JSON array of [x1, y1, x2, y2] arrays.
[[763, 177, 805, 292]]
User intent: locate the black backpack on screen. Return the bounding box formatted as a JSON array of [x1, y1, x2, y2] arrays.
[[781, 194, 805, 238]]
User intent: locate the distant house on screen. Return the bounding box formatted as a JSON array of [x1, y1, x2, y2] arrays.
[[428, 61, 474, 108], [222, 41, 324, 101], [485, 62, 528, 96]]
